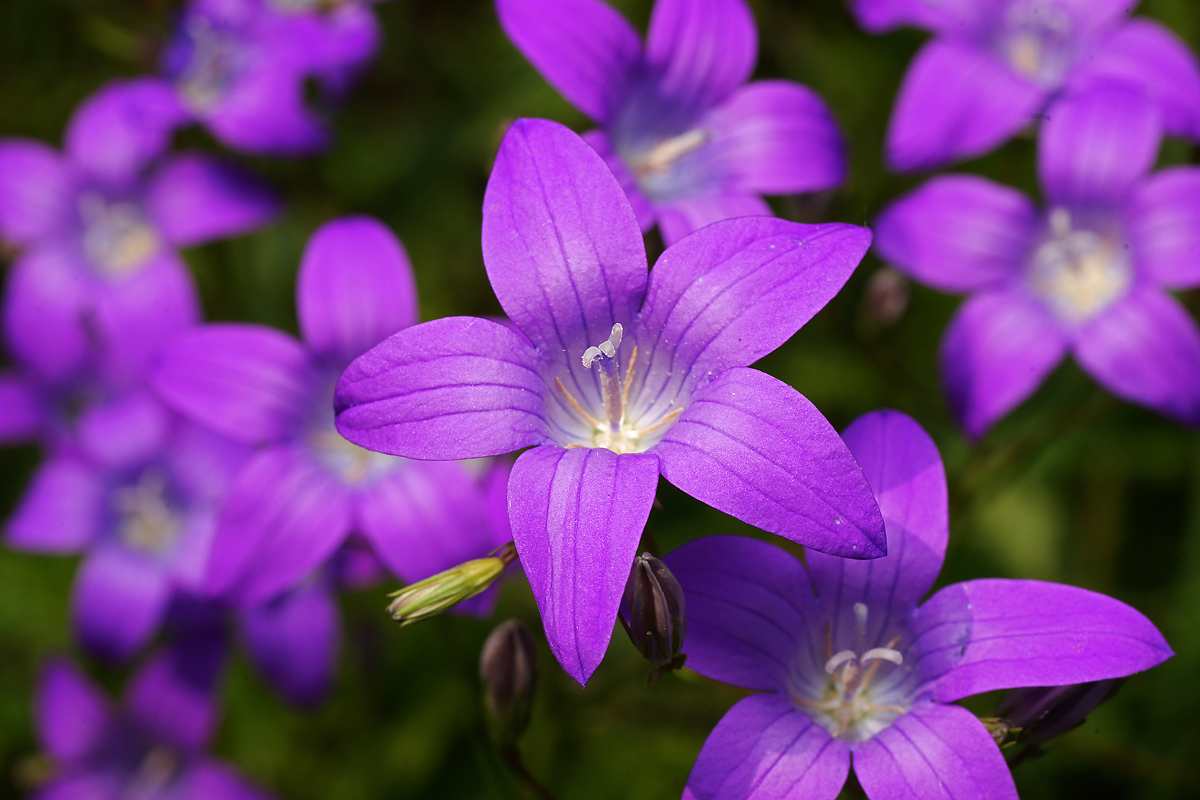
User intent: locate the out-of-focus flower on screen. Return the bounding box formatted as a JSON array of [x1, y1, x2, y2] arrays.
[[158, 0, 378, 155], [480, 619, 538, 745], [665, 410, 1172, 800], [152, 216, 512, 606], [875, 84, 1200, 437], [618, 552, 687, 679], [334, 118, 884, 686], [31, 648, 272, 800], [496, 0, 847, 244], [6, 393, 250, 662], [850, 0, 1200, 171], [0, 80, 278, 387]]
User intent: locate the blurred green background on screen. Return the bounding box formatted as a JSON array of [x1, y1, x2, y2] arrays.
[[2, 0, 1200, 797]]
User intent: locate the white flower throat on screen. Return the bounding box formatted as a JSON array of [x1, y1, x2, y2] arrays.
[[555, 323, 681, 454], [116, 472, 181, 555], [80, 193, 160, 277], [1002, 2, 1075, 88], [1028, 208, 1132, 323]]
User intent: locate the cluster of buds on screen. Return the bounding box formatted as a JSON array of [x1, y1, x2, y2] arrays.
[[618, 553, 688, 682], [387, 542, 518, 626]]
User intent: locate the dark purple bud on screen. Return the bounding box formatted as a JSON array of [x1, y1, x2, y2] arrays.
[[618, 552, 687, 678], [990, 679, 1124, 752], [863, 267, 910, 328], [480, 619, 537, 745]]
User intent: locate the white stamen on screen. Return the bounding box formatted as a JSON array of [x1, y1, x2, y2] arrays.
[[636, 129, 709, 176], [825, 650, 858, 675], [582, 323, 623, 368], [861, 647, 904, 666]]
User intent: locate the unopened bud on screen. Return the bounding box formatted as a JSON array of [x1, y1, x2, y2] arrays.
[[480, 619, 537, 745], [387, 543, 516, 626], [863, 267, 910, 328], [994, 679, 1124, 750], [618, 552, 687, 679]]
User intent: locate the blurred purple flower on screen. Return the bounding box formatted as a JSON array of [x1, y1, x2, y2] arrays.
[[334, 118, 883, 685], [158, 0, 378, 155], [152, 216, 512, 607], [665, 410, 1172, 800], [496, 0, 846, 244], [851, 0, 1200, 171], [32, 648, 272, 800], [6, 393, 251, 662], [875, 84, 1200, 437], [0, 80, 278, 387]]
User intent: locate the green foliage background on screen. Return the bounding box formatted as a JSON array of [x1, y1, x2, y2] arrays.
[[1, 0, 1199, 797]]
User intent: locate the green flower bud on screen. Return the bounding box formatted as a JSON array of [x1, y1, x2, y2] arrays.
[[387, 543, 516, 626]]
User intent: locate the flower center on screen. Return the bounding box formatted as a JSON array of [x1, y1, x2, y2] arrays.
[[555, 323, 681, 454], [176, 16, 246, 111], [625, 129, 710, 202], [1027, 208, 1132, 323], [79, 193, 160, 277], [791, 603, 909, 742], [115, 472, 181, 556], [310, 428, 403, 485], [125, 746, 179, 800], [1000, 2, 1075, 87]]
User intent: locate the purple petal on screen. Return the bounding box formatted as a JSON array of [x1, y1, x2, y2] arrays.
[[296, 216, 417, 365], [357, 461, 506, 586], [1073, 288, 1200, 426], [125, 643, 223, 751], [655, 368, 885, 558], [0, 139, 70, 244], [152, 324, 318, 444], [707, 80, 846, 196], [684, 694, 849, 800], [481, 118, 647, 357], [240, 580, 339, 707], [853, 702, 1018, 800], [849, 0, 984, 34], [806, 411, 948, 644], [644, 0, 757, 112], [582, 130, 656, 231], [2, 247, 92, 382], [334, 316, 549, 459], [663, 535, 819, 692], [64, 79, 187, 186], [73, 548, 173, 662], [509, 445, 659, 685], [495, 0, 642, 123], [174, 760, 275, 800], [886, 40, 1046, 172], [912, 579, 1173, 703], [940, 287, 1067, 439], [33, 774, 121, 800], [7, 456, 104, 553], [638, 218, 871, 406], [208, 446, 354, 605], [0, 372, 46, 443], [202, 61, 329, 156], [90, 252, 202, 386], [76, 391, 172, 471], [308, 3, 380, 95], [1039, 83, 1161, 207], [35, 659, 112, 761], [145, 153, 279, 248], [656, 192, 771, 247], [1127, 167, 1200, 289], [874, 175, 1036, 292], [1069, 19, 1200, 140]]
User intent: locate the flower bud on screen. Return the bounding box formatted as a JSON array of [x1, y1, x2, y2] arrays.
[[863, 267, 910, 328], [480, 619, 537, 745], [387, 543, 516, 626], [618, 552, 687, 679], [993, 679, 1124, 750]]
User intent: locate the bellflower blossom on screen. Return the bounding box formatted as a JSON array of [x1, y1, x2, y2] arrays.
[[6, 393, 250, 662], [665, 410, 1172, 800], [152, 217, 512, 606], [157, 0, 372, 155], [334, 118, 885, 685], [875, 84, 1200, 437], [496, 0, 846, 244], [0, 80, 278, 387], [31, 650, 272, 800], [850, 0, 1200, 171]]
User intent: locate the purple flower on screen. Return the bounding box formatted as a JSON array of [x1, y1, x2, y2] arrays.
[[0, 80, 278, 388], [875, 84, 1200, 436], [665, 410, 1171, 800], [6, 392, 251, 661], [850, 0, 1200, 171], [158, 0, 370, 155], [32, 650, 272, 800], [151, 217, 512, 606], [495, 0, 846, 244], [334, 118, 884, 685]]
